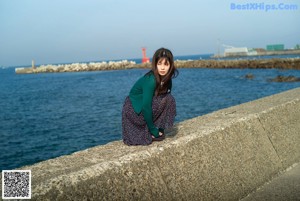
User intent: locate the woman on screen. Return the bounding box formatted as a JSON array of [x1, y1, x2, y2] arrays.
[[122, 47, 178, 145]]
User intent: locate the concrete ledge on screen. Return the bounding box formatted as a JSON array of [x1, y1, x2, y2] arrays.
[[9, 88, 300, 200]]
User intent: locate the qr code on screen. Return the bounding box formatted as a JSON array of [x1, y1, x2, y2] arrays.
[[2, 170, 31, 199]]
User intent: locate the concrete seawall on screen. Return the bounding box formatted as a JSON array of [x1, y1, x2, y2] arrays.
[[7, 88, 300, 200]]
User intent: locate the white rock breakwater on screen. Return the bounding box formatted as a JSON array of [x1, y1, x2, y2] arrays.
[[15, 60, 136, 74]]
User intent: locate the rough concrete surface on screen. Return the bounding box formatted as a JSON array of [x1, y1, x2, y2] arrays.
[[1, 87, 299, 200], [241, 163, 300, 201]]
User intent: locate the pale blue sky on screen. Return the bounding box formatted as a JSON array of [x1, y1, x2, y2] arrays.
[[1, 0, 299, 67]]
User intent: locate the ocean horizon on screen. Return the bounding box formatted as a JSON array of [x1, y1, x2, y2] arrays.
[[3, 53, 300, 69], [2, 53, 213, 69]]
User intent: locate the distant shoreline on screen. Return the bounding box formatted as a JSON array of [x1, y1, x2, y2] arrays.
[[212, 49, 300, 58], [172, 57, 300, 70], [15, 57, 300, 74]]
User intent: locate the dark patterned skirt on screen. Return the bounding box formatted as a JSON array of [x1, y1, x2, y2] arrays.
[[122, 93, 176, 145]]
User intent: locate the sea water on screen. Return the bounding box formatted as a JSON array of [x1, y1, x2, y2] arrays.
[[1, 57, 300, 170]]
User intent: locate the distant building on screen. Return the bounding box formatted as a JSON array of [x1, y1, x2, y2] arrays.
[[224, 47, 257, 57], [247, 48, 258, 56], [266, 44, 284, 51], [224, 47, 248, 57]]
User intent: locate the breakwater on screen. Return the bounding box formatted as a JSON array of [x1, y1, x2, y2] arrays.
[[173, 58, 300, 69], [15, 60, 136, 74], [15, 58, 300, 74], [3, 87, 299, 200]]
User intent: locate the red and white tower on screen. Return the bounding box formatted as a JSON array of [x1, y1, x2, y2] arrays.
[[141, 47, 150, 63]]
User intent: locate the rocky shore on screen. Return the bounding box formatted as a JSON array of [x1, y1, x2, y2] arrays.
[[15, 58, 300, 74], [244, 73, 300, 82], [268, 75, 300, 82], [171, 58, 300, 70]]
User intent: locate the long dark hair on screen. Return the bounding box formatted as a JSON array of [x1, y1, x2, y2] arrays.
[[147, 47, 178, 96]]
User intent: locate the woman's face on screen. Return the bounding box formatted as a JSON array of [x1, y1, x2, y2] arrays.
[[157, 58, 170, 76]]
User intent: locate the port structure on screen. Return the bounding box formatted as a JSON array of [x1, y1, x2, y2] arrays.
[[142, 47, 150, 63]]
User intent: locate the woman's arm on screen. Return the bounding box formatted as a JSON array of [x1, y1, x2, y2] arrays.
[[141, 77, 159, 137]]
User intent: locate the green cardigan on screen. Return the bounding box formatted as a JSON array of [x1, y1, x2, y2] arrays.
[[129, 72, 159, 137]]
